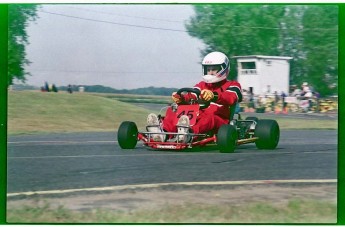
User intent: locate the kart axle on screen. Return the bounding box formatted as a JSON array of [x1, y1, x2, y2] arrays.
[[237, 137, 258, 145]]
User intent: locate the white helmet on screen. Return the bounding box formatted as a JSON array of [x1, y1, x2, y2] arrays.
[[202, 51, 230, 83]]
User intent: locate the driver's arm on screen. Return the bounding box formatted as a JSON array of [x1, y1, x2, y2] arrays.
[[215, 82, 243, 106]]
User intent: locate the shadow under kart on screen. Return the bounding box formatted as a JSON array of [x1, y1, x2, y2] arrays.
[[117, 88, 280, 153]]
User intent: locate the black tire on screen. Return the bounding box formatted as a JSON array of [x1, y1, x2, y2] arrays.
[[217, 124, 237, 153], [245, 116, 259, 122], [254, 119, 280, 149], [117, 121, 138, 149]]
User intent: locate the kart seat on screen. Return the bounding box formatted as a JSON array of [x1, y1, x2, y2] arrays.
[[229, 104, 236, 120], [229, 103, 241, 121]]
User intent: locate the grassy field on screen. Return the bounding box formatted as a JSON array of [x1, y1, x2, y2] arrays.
[[247, 116, 337, 130], [7, 91, 154, 135], [7, 199, 336, 223], [90, 92, 171, 104], [7, 91, 337, 135]]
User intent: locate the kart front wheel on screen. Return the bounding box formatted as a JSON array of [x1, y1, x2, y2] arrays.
[[117, 121, 138, 149], [254, 119, 280, 149], [217, 124, 237, 153]]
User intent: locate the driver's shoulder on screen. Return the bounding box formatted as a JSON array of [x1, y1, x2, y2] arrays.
[[195, 81, 207, 89], [225, 80, 240, 86]]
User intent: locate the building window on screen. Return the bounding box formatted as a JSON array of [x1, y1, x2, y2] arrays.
[[240, 61, 257, 75], [241, 62, 256, 69]]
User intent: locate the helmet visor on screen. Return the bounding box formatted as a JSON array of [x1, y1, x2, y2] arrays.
[[203, 65, 222, 75]]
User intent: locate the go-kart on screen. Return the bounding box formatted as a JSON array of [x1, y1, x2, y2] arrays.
[[117, 88, 280, 153]]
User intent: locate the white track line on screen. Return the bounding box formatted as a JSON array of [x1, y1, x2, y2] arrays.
[[7, 179, 337, 197]]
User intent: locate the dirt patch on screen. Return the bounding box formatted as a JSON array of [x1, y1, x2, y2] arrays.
[[7, 183, 337, 212]]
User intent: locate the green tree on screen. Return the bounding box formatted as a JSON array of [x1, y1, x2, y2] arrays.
[[8, 4, 39, 86], [277, 5, 307, 86], [301, 5, 338, 96], [186, 4, 338, 96]]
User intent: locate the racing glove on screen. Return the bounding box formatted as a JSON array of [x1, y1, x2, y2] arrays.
[[200, 89, 218, 102], [171, 92, 183, 104]]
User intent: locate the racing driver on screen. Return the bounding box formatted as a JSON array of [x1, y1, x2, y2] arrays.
[[147, 51, 243, 142]]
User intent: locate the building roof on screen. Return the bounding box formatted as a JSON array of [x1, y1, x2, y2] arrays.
[[232, 55, 293, 60]]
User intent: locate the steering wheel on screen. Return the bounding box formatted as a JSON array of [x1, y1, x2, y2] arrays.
[[176, 87, 200, 96], [176, 87, 210, 109]]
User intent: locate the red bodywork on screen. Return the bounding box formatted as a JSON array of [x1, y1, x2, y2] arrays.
[[137, 103, 217, 150], [138, 133, 217, 150]]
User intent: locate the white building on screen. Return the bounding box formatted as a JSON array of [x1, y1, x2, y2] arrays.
[[233, 55, 292, 95]]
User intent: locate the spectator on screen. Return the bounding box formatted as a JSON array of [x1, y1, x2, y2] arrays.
[[242, 89, 248, 102], [281, 91, 288, 114], [247, 90, 255, 112], [291, 85, 302, 97], [301, 82, 310, 96], [304, 87, 313, 112], [273, 91, 280, 113], [314, 91, 320, 99]]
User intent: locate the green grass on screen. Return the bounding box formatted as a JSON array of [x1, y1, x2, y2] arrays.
[[7, 91, 153, 135], [7, 199, 336, 223], [90, 92, 171, 104], [240, 114, 338, 130], [7, 91, 337, 135]]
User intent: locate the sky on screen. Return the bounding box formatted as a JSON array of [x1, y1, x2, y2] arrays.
[[24, 4, 207, 89]]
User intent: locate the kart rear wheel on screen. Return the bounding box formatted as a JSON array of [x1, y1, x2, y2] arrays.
[[254, 119, 280, 149], [217, 124, 237, 153], [117, 121, 138, 149]]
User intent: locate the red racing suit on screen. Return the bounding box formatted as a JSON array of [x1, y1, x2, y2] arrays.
[[162, 79, 242, 134]]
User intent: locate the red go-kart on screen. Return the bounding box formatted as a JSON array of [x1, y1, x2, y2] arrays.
[[117, 88, 280, 153]]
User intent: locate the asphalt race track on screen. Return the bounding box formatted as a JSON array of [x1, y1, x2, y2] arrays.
[[7, 129, 337, 195]]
